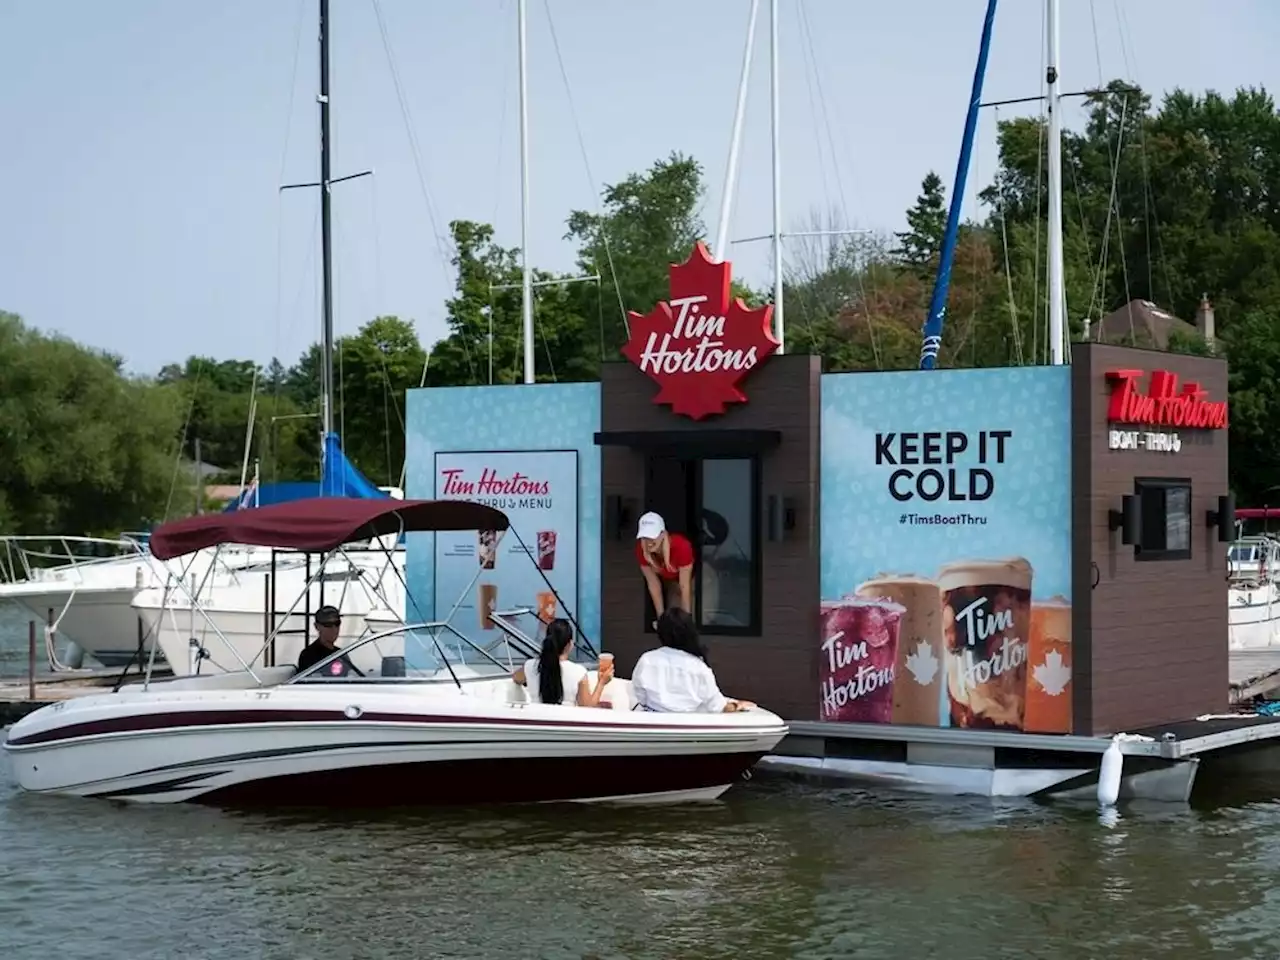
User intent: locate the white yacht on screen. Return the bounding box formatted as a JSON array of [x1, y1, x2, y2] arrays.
[[1228, 535, 1280, 649], [0, 534, 269, 667]]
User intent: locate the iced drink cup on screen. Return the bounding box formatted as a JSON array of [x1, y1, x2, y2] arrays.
[[819, 597, 903, 724], [1024, 596, 1073, 734], [478, 530, 497, 570], [536, 531, 557, 571], [597, 653, 615, 709], [937, 558, 1032, 731], [479, 583, 498, 630], [855, 574, 944, 727]]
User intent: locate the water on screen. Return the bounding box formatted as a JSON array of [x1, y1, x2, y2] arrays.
[[2, 610, 1279, 958], [0, 603, 37, 679], [1, 762, 1279, 960]]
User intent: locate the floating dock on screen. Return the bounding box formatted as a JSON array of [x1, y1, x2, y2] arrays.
[[1229, 649, 1280, 703], [0, 666, 171, 726], [761, 706, 1280, 804]]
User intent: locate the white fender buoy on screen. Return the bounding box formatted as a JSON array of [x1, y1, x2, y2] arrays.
[[1097, 735, 1123, 807]]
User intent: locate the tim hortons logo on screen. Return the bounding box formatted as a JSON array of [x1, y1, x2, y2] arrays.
[[620, 241, 779, 420], [1105, 368, 1228, 429]]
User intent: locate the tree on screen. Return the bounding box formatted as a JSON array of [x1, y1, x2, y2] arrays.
[[332, 316, 428, 485], [565, 152, 708, 362], [894, 172, 948, 275], [0, 312, 188, 534]]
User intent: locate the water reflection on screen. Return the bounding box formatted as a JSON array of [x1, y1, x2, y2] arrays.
[[2, 768, 1280, 958]]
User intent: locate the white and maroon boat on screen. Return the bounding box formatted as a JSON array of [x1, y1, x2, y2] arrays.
[[3, 497, 787, 806]]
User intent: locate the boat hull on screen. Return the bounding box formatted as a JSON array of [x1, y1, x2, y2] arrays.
[[2, 690, 786, 806], [6, 584, 159, 667]]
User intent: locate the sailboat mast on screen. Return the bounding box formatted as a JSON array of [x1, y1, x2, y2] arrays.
[[1046, 0, 1066, 365], [518, 0, 534, 384], [917, 0, 999, 370], [769, 0, 784, 353], [713, 0, 760, 260], [319, 0, 336, 434]]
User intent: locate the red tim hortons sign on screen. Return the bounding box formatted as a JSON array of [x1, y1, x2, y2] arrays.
[[620, 241, 778, 420], [1105, 368, 1228, 429]]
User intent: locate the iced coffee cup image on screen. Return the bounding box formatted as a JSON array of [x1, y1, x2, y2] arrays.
[[819, 596, 903, 724], [478, 583, 498, 630], [855, 574, 945, 727], [536, 531, 557, 571], [536, 590, 557, 624], [937, 557, 1033, 731], [477, 530, 498, 570], [1024, 595, 1072, 734]]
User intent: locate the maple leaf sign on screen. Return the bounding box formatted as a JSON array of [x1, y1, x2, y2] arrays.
[[620, 241, 779, 420], [1032, 649, 1071, 697]]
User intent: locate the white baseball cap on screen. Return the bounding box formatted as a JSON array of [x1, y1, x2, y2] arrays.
[[636, 511, 666, 540]]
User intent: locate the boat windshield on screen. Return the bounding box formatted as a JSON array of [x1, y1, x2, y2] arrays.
[[285, 607, 589, 686], [1229, 544, 1260, 564]]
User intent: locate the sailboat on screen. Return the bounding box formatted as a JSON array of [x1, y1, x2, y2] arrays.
[[129, 0, 405, 677]]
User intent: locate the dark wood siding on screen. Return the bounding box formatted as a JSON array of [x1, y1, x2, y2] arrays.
[[1070, 342, 1229, 734], [599, 355, 822, 721]]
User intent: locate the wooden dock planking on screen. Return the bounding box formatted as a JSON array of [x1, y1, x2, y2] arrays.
[[1229, 649, 1280, 703]]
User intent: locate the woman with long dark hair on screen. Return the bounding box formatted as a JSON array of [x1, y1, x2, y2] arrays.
[[630, 608, 755, 713], [513, 618, 613, 706]]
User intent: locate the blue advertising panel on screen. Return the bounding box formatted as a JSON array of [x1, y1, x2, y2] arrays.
[[820, 367, 1073, 734]]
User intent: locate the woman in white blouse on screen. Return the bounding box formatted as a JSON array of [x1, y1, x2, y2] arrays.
[[513, 618, 613, 706], [631, 608, 755, 713]]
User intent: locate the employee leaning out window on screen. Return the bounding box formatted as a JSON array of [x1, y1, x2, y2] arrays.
[[635, 511, 694, 625]]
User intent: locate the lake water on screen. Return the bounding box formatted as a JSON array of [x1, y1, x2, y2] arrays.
[[3, 608, 1280, 958], [3, 755, 1280, 957]]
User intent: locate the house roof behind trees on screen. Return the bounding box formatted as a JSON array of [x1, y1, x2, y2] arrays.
[[1093, 299, 1199, 349]]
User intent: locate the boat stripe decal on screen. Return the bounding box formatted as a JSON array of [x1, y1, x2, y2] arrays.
[[5, 708, 781, 748], [123, 737, 754, 780], [86, 770, 228, 800]]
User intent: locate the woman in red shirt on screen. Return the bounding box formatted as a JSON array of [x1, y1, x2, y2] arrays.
[[635, 511, 695, 624]]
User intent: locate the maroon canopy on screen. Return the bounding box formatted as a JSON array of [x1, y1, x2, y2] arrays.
[[148, 497, 510, 560]]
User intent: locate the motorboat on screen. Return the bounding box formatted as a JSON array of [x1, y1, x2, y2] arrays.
[[3, 497, 788, 806], [1228, 535, 1280, 649], [0, 533, 271, 667]]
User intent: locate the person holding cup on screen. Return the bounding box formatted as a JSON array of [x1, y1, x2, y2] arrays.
[[631, 609, 755, 713], [635, 511, 695, 628], [512, 618, 612, 707]]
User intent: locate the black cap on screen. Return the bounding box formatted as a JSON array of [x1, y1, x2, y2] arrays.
[[314, 605, 341, 626]]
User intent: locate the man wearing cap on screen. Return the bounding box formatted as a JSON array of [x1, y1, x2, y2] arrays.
[[635, 511, 695, 628], [295, 605, 364, 678]]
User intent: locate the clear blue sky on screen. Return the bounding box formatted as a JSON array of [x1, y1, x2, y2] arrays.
[[1, 0, 1276, 375]]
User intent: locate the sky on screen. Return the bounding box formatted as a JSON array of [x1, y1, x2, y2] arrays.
[[1, 0, 1277, 376]]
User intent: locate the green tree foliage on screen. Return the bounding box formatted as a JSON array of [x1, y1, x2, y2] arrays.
[[0, 312, 187, 535], [893, 172, 948, 275]]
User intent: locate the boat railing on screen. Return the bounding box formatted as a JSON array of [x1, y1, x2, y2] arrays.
[[0, 535, 148, 585]]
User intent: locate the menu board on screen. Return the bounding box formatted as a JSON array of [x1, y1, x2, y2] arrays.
[[432, 450, 579, 656]]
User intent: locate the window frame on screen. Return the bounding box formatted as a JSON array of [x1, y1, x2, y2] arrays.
[[693, 455, 763, 637], [1133, 476, 1193, 563]]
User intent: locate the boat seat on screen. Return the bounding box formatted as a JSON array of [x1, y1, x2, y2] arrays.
[[588, 674, 634, 712]]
